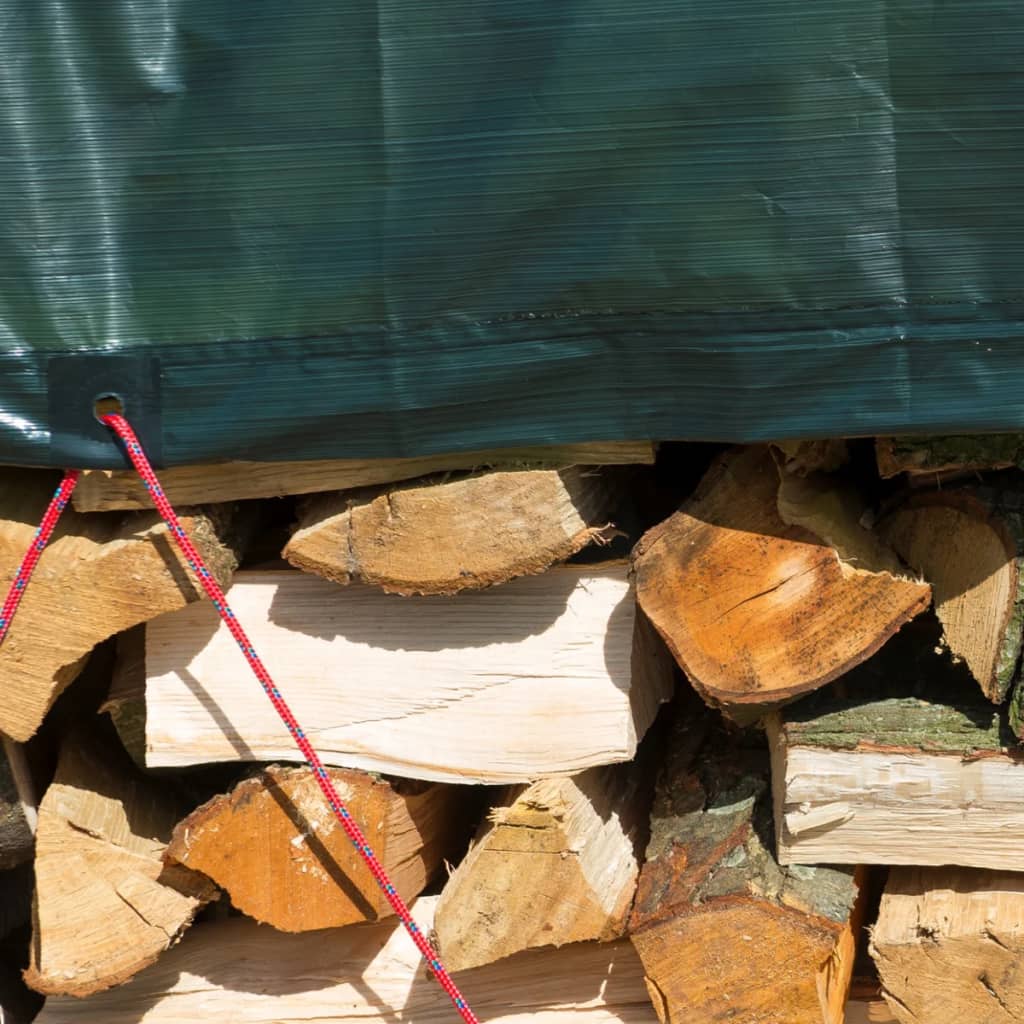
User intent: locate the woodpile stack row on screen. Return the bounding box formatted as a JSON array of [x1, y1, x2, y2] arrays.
[[2, 434, 1023, 1023]]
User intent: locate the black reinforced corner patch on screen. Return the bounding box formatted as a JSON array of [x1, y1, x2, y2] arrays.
[[47, 355, 163, 469]]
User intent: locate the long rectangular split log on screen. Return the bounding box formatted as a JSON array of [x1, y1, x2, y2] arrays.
[[628, 702, 863, 1024], [72, 441, 657, 511], [0, 468, 241, 740], [871, 866, 1024, 1024], [165, 764, 468, 931], [770, 691, 1024, 871], [141, 563, 673, 783], [35, 895, 657, 1023]]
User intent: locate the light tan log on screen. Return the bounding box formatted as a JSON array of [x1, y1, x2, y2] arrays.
[[35, 894, 656, 1023], [24, 729, 217, 998], [71, 442, 657, 512], [770, 692, 1024, 870], [0, 468, 239, 741], [871, 866, 1024, 1023], [771, 438, 850, 476], [434, 756, 651, 971], [165, 764, 463, 931], [143, 563, 673, 783], [879, 485, 1024, 704], [284, 465, 629, 595], [628, 702, 862, 1024], [632, 446, 929, 718]]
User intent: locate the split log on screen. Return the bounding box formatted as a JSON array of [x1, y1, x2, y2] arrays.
[[0, 468, 241, 741], [142, 563, 673, 783], [876, 434, 1024, 479], [24, 728, 217, 997], [284, 465, 632, 595], [71, 442, 657, 512], [871, 866, 1024, 1024], [35, 894, 656, 1023], [0, 751, 32, 871], [879, 484, 1024, 703], [772, 438, 850, 476], [628, 708, 862, 1024], [165, 765, 465, 931], [632, 446, 929, 718], [769, 692, 1024, 870], [99, 627, 147, 766], [433, 754, 654, 972]]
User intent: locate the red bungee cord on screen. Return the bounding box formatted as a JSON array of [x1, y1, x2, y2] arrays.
[[0, 415, 480, 1024]]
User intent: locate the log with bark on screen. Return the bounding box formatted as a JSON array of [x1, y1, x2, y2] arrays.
[[433, 752, 655, 972], [72, 442, 657, 512], [0, 750, 32, 871], [165, 764, 467, 931], [24, 727, 217, 997], [632, 446, 929, 719], [141, 563, 673, 782], [628, 702, 863, 1024], [876, 434, 1024, 480], [769, 691, 1024, 870], [35, 895, 656, 1023], [284, 464, 636, 595], [871, 866, 1024, 1024], [0, 468, 241, 741], [879, 482, 1024, 704]]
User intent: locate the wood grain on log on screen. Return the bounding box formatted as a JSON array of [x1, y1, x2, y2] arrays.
[[770, 693, 1024, 870], [876, 435, 1024, 479], [0, 468, 240, 741], [880, 485, 1024, 704], [871, 866, 1024, 1024], [166, 765, 464, 931], [142, 564, 673, 782], [632, 447, 929, 718], [284, 465, 630, 595], [434, 755, 653, 971], [34, 895, 656, 1023], [72, 442, 657, 512], [24, 729, 216, 997]]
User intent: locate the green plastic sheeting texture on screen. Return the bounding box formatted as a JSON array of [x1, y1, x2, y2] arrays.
[[2, 1, 1024, 467]]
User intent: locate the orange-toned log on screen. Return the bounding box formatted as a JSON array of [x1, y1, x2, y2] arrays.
[[632, 446, 929, 719], [165, 765, 467, 931]]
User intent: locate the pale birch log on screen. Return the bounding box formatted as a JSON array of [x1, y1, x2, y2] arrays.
[[142, 564, 672, 783], [35, 895, 658, 1024]]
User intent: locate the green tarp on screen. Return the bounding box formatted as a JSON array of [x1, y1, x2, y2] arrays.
[[3, 1, 1024, 467]]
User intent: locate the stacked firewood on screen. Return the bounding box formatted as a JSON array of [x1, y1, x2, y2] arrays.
[[2, 433, 1022, 1023]]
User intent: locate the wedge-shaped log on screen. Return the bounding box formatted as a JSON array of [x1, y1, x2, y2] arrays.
[[433, 756, 653, 971], [770, 692, 1024, 871], [871, 867, 1024, 1024], [72, 442, 657, 512], [633, 446, 929, 718], [629, 706, 862, 1024], [143, 564, 673, 783], [35, 895, 655, 1024], [880, 483, 1024, 704], [165, 765, 464, 931], [284, 465, 631, 595], [0, 469, 239, 741], [24, 728, 216, 997]]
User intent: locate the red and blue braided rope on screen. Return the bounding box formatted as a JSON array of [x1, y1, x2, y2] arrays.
[[0, 419, 479, 1024]]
